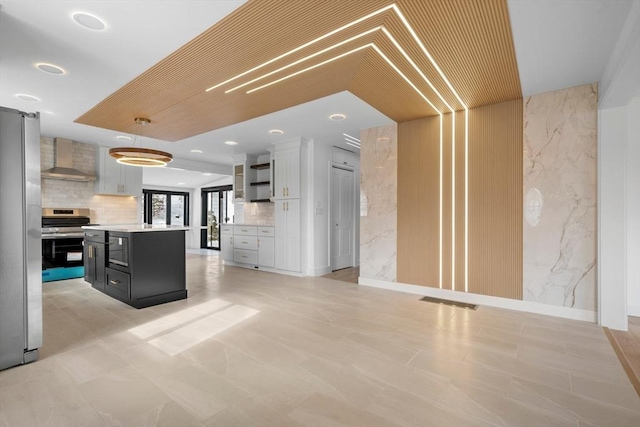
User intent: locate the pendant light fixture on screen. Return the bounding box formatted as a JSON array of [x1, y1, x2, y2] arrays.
[[109, 117, 173, 167]]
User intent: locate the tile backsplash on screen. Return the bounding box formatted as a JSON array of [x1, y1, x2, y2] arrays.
[[40, 137, 139, 224], [242, 202, 275, 225]]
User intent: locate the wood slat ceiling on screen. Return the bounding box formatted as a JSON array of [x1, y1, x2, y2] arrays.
[[76, 0, 521, 142]]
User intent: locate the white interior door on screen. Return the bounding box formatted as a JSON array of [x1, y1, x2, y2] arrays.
[[331, 166, 355, 271]]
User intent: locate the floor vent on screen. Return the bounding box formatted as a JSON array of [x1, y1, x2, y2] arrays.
[[419, 296, 478, 310]]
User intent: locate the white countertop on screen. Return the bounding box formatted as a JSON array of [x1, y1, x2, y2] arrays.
[[82, 224, 191, 233]]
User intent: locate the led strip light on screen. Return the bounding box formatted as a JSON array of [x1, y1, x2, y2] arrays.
[[225, 27, 381, 93], [206, 3, 469, 292], [205, 4, 396, 92]]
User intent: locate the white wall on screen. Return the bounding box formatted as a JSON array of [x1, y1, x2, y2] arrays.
[[598, 106, 629, 330], [597, 1, 639, 329], [626, 97, 640, 316], [308, 140, 331, 276]]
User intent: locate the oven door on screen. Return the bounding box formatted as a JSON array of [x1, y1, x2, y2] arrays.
[[42, 236, 84, 270]]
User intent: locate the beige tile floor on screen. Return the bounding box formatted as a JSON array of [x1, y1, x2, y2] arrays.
[[1, 253, 639, 427]]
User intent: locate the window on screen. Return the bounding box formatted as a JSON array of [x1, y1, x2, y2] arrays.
[[143, 190, 190, 226]]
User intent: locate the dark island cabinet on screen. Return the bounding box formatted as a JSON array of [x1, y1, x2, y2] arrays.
[[83, 228, 187, 309], [84, 230, 106, 291]]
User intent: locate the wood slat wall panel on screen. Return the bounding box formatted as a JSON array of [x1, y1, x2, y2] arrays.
[[468, 99, 523, 299], [75, 0, 521, 141], [397, 100, 522, 300], [397, 115, 440, 287]]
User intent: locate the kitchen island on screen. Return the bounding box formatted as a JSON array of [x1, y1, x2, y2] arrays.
[[83, 224, 189, 309]]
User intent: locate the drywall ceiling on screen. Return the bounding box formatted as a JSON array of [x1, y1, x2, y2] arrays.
[[508, 0, 635, 97], [142, 167, 229, 190]]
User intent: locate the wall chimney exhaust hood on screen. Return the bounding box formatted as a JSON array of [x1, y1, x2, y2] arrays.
[[41, 138, 96, 181]]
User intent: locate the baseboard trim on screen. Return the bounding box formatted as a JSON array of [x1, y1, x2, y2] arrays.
[[358, 277, 597, 323], [628, 304, 640, 317], [222, 261, 303, 277], [312, 266, 332, 277]]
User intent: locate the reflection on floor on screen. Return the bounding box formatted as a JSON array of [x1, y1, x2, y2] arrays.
[[1, 253, 638, 426], [186, 248, 219, 256], [606, 316, 640, 396], [322, 266, 359, 284]]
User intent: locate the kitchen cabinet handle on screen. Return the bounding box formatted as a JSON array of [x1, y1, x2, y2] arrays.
[[109, 280, 119, 285], [241, 241, 248, 244], [282, 187, 285, 197]]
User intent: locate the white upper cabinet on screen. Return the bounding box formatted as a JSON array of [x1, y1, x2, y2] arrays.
[[95, 147, 142, 196], [273, 147, 300, 200]]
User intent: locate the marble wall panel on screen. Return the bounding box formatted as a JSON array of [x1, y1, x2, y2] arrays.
[[523, 84, 597, 311], [360, 124, 397, 282]]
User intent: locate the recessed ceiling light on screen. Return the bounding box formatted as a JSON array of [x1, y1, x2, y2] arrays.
[[72, 12, 106, 31], [224, 141, 238, 146], [36, 63, 65, 75], [116, 135, 132, 141], [190, 149, 204, 154], [329, 114, 346, 121], [269, 129, 284, 135], [15, 94, 40, 102], [202, 173, 213, 176]]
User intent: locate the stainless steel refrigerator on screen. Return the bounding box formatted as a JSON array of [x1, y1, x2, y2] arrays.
[[0, 106, 42, 370]]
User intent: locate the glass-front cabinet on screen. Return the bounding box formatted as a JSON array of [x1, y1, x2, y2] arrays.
[[233, 163, 244, 200]]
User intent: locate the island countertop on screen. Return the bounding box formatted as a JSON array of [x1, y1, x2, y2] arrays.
[[82, 224, 191, 233]]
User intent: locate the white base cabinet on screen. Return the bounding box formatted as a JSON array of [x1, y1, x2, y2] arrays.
[[275, 199, 300, 272], [220, 225, 234, 261], [257, 226, 275, 268], [221, 225, 275, 268]]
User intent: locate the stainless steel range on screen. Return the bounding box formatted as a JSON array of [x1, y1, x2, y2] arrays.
[[42, 208, 91, 282]]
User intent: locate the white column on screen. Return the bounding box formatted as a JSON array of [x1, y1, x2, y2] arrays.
[[598, 106, 628, 330]]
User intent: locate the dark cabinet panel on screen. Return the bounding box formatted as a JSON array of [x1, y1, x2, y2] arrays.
[[105, 268, 130, 301], [84, 231, 107, 291]]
